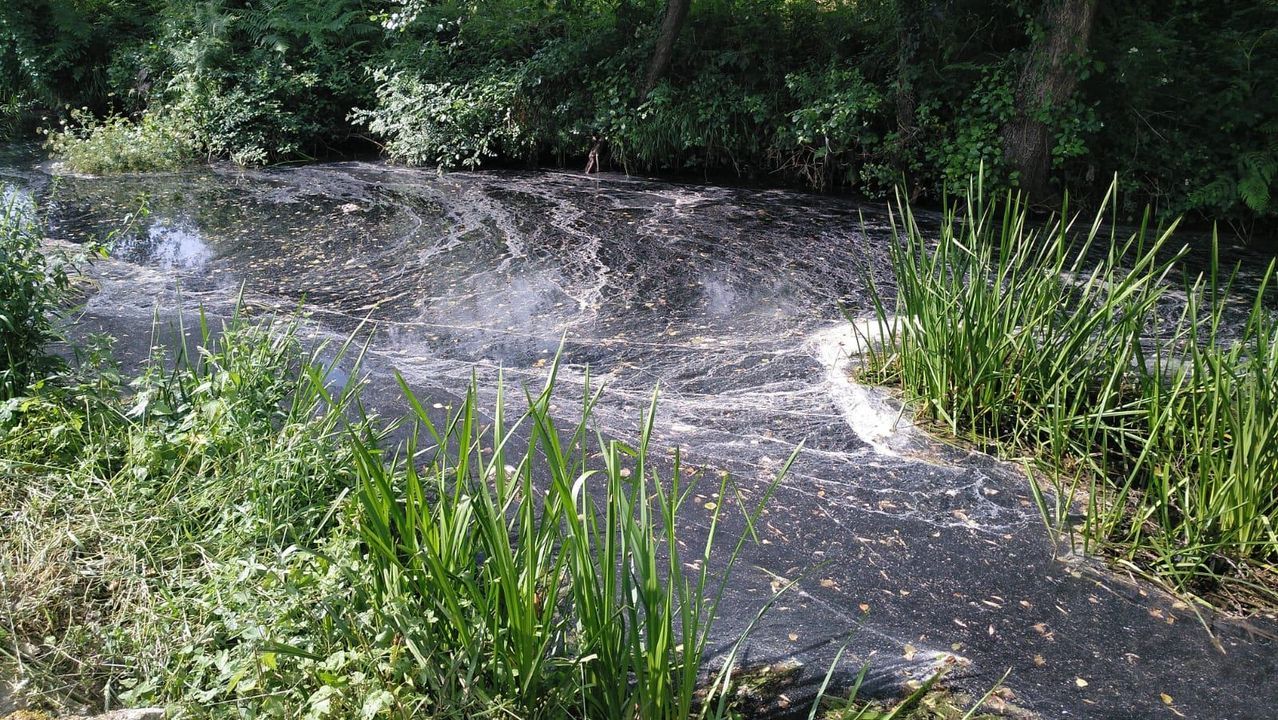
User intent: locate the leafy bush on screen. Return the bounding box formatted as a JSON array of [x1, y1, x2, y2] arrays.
[[777, 65, 884, 191], [164, 58, 351, 166], [0, 200, 71, 400], [44, 109, 194, 173], [355, 68, 536, 169], [167, 67, 305, 166], [604, 74, 776, 176], [923, 70, 1016, 196]]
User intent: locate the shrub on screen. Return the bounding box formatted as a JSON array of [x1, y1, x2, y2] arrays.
[[43, 109, 194, 174], [777, 65, 885, 191], [603, 74, 777, 177], [0, 199, 71, 400], [354, 68, 536, 169], [165, 61, 346, 166], [147, 0, 383, 165]]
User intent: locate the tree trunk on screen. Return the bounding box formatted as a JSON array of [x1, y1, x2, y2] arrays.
[[894, 0, 923, 139], [1002, 0, 1098, 200], [642, 0, 691, 98], [586, 0, 687, 172]]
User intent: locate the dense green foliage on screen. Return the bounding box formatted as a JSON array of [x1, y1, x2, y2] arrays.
[[0, 199, 70, 400], [43, 109, 195, 173], [860, 179, 1278, 606], [1, 315, 368, 712], [2, 1, 1275, 227], [1086, 3, 1278, 222]]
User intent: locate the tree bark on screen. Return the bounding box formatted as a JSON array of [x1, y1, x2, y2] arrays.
[[894, 0, 923, 139], [1001, 0, 1098, 200], [642, 0, 691, 98], [586, 0, 687, 172]]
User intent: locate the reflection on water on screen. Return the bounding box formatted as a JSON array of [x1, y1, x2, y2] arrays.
[[701, 274, 739, 316], [111, 219, 213, 269], [1, 182, 34, 217]]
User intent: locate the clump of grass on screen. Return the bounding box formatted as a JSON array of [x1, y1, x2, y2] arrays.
[[43, 109, 195, 174], [860, 175, 1278, 605], [352, 365, 795, 719], [1141, 253, 1278, 592], [0, 312, 366, 710]]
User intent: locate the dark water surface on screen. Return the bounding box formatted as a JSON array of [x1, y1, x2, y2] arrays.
[[5, 153, 1277, 719]]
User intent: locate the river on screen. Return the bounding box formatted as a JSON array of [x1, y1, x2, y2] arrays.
[[3, 151, 1276, 718]]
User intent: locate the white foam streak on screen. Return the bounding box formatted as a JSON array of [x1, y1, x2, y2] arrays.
[[807, 321, 909, 456]]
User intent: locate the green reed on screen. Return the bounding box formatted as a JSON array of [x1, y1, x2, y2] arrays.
[[860, 175, 1278, 602], [351, 361, 795, 719]]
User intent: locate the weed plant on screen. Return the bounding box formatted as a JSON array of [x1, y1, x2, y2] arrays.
[[44, 110, 195, 174], [860, 177, 1278, 605], [0, 198, 73, 400], [0, 312, 367, 711]]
